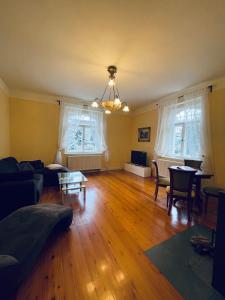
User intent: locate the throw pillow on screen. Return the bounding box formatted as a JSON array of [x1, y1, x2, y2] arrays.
[[46, 164, 64, 170]]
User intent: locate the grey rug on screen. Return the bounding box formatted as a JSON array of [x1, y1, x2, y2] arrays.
[[145, 225, 225, 300]]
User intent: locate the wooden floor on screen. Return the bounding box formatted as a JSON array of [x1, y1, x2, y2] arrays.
[[14, 170, 217, 300]]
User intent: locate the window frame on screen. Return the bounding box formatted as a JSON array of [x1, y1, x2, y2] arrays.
[[64, 110, 105, 155]]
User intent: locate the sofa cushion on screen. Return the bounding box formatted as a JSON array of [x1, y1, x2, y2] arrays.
[[19, 162, 35, 172], [0, 157, 19, 173], [20, 160, 44, 170]]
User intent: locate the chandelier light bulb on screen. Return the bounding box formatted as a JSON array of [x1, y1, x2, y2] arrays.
[[108, 79, 115, 87], [105, 109, 111, 114], [91, 101, 99, 108], [122, 105, 129, 112], [114, 97, 121, 105]]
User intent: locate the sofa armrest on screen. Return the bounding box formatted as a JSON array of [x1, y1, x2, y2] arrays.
[[0, 180, 38, 220], [0, 171, 34, 182]]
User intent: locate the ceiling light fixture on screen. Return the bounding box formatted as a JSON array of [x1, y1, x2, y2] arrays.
[[91, 65, 129, 114]]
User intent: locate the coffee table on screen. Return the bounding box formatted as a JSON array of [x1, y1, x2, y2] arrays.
[[58, 171, 88, 202]]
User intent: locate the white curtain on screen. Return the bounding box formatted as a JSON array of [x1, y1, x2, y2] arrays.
[[183, 87, 212, 172], [154, 98, 179, 158], [55, 102, 107, 164], [154, 87, 213, 171], [85, 109, 107, 155]]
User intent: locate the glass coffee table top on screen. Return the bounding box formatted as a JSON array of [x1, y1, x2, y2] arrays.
[[58, 171, 88, 185]]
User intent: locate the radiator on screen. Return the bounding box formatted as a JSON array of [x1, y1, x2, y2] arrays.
[[157, 158, 183, 177], [67, 155, 102, 171]]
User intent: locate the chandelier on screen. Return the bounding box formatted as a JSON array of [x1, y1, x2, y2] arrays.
[[91, 65, 129, 114]]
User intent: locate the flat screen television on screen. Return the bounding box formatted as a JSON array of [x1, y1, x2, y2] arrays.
[[131, 150, 147, 166]]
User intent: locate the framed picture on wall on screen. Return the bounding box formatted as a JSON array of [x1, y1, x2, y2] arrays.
[[138, 127, 151, 142]]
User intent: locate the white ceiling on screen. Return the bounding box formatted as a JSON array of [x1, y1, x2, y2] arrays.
[[0, 0, 225, 108]]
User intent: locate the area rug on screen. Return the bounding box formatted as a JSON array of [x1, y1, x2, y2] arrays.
[[145, 225, 224, 300]]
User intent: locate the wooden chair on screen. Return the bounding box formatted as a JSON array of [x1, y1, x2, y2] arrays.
[[167, 167, 196, 222], [184, 159, 202, 170], [152, 160, 170, 201], [203, 186, 225, 214]]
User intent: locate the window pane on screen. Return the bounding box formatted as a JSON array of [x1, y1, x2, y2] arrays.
[[184, 121, 201, 158], [173, 125, 183, 156], [83, 126, 96, 152], [68, 126, 83, 152]]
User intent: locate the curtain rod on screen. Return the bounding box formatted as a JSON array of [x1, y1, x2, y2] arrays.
[[56, 100, 91, 107], [155, 84, 213, 107], [177, 84, 213, 99]]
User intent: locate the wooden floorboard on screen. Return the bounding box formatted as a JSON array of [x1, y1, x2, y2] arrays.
[[13, 170, 217, 300]]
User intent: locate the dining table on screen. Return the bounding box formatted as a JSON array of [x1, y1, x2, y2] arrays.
[[170, 166, 214, 214]]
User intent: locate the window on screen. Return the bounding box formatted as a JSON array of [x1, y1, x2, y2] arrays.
[[66, 113, 98, 153], [59, 104, 107, 155], [154, 92, 207, 160], [68, 125, 96, 153], [172, 101, 201, 158]]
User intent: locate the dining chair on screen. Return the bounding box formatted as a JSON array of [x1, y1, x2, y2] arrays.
[[167, 167, 196, 221], [184, 159, 202, 170], [152, 160, 170, 201]]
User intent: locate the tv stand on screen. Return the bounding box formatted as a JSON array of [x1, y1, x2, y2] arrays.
[[124, 163, 151, 178]]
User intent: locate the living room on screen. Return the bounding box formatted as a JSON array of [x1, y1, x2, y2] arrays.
[[0, 1, 225, 299]]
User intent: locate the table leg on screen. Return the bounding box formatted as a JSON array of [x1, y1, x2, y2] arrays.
[[195, 177, 202, 214], [60, 184, 64, 205]]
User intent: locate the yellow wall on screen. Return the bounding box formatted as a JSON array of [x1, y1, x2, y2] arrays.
[[10, 97, 132, 169], [10, 98, 59, 164], [8, 85, 225, 185], [209, 88, 225, 188], [131, 109, 157, 166], [0, 88, 10, 158], [106, 114, 132, 170]]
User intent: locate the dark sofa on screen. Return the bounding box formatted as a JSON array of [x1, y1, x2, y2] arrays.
[[0, 204, 73, 299], [0, 157, 44, 220], [20, 159, 69, 187]]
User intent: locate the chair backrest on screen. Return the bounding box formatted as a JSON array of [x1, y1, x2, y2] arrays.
[[169, 167, 196, 196], [152, 160, 159, 180], [184, 159, 202, 170]]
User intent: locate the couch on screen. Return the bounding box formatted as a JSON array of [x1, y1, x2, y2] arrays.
[[20, 159, 69, 187], [0, 204, 73, 299], [0, 157, 44, 220], [0, 157, 69, 220]]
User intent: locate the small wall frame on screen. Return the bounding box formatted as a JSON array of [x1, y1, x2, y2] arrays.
[[138, 127, 151, 142]]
